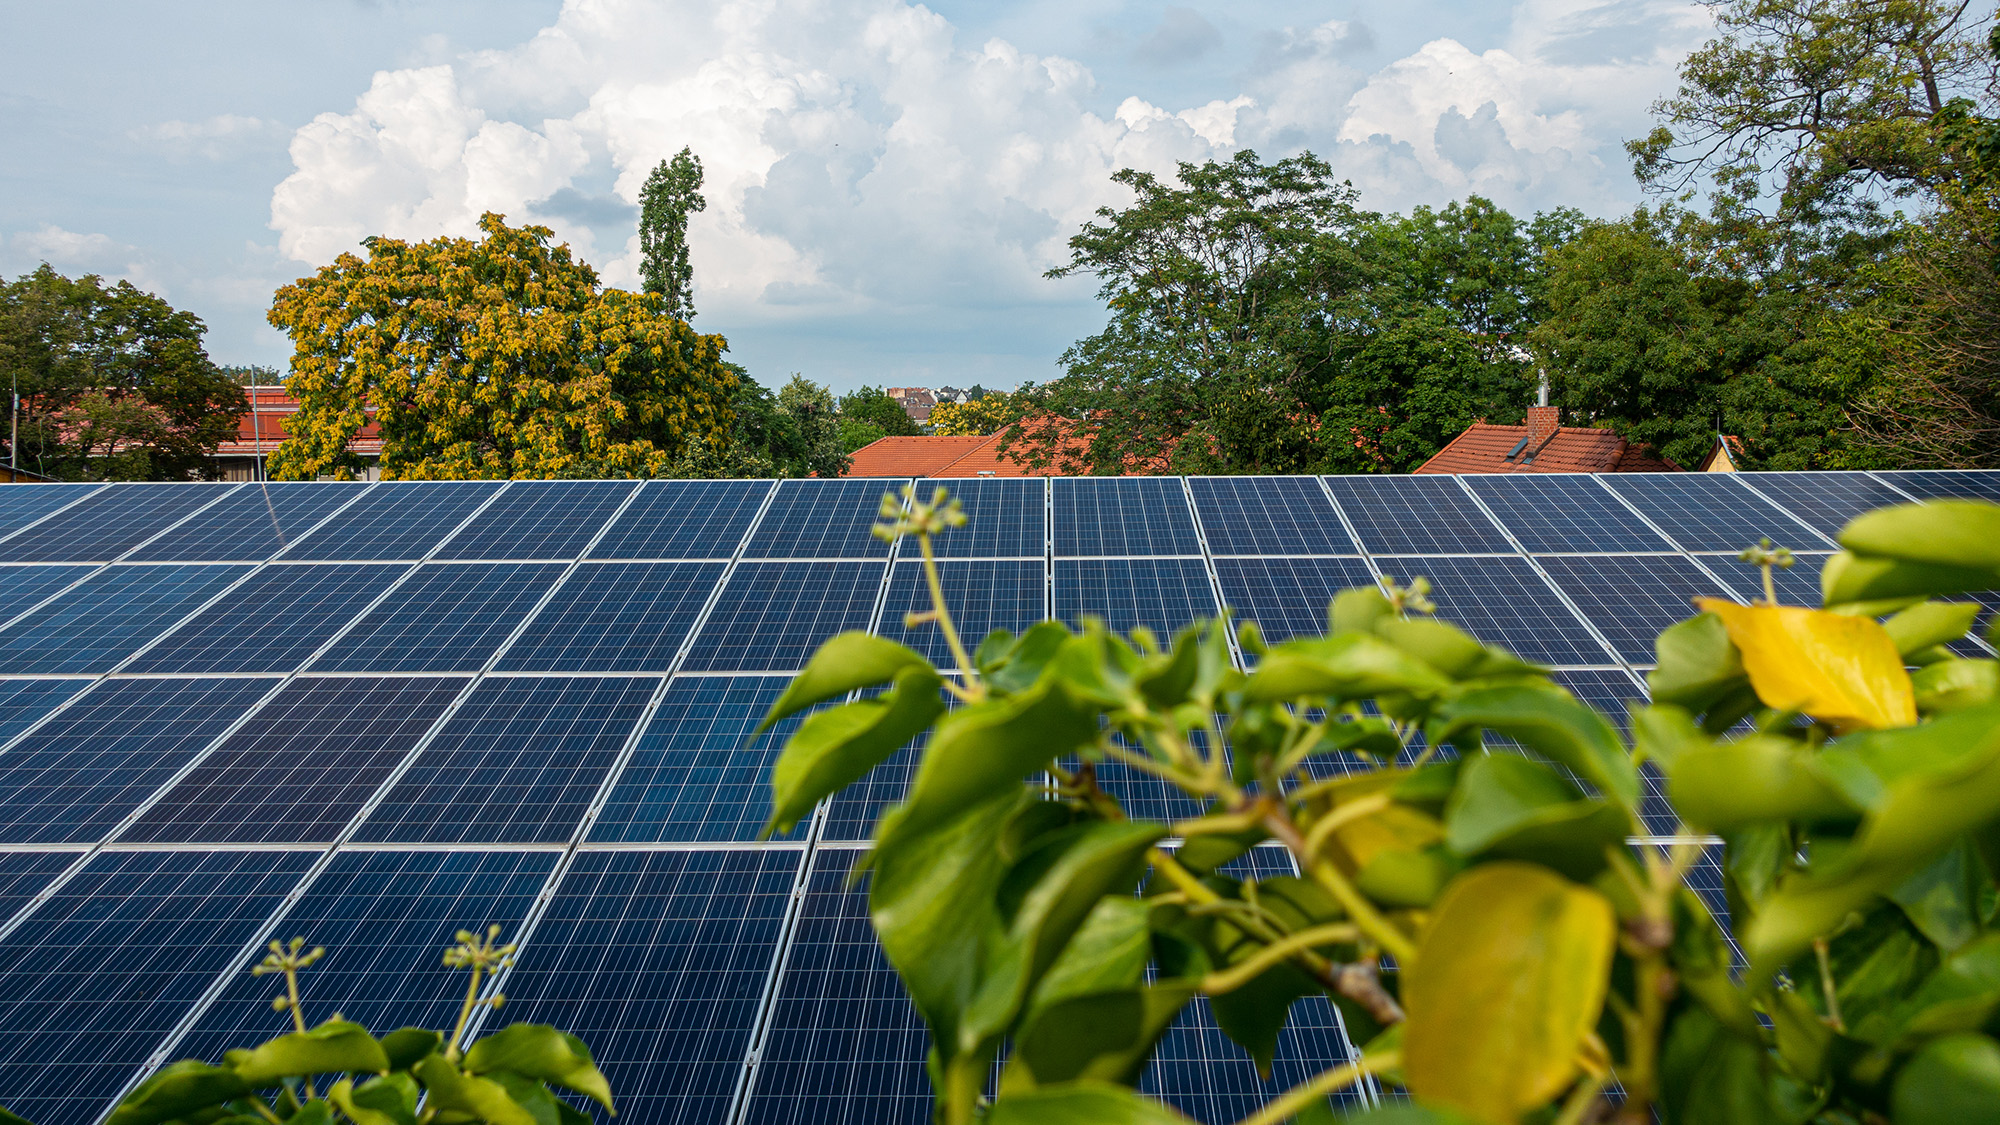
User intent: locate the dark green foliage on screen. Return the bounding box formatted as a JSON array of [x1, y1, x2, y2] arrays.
[[638, 146, 706, 321]]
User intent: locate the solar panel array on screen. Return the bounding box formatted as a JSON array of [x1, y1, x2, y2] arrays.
[[0, 468, 1990, 1125]]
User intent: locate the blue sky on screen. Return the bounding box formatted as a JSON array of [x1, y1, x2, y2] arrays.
[[0, 0, 1711, 392]]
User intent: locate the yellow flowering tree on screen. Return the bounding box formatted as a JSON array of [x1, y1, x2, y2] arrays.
[[927, 393, 1013, 436], [266, 213, 736, 480]]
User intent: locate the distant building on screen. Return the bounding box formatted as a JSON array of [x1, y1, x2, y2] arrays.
[[884, 387, 937, 424], [1417, 406, 1681, 474], [1697, 433, 1745, 472], [844, 420, 1167, 477], [211, 386, 383, 480]]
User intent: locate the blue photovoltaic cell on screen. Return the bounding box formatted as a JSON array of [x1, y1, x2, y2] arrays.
[[590, 675, 823, 844], [125, 481, 367, 562], [496, 561, 725, 672], [1534, 555, 1737, 664], [172, 850, 558, 1064], [1320, 475, 1512, 555], [1213, 557, 1379, 651], [820, 695, 951, 843], [1601, 474, 1833, 552], [120, 675, 468, 844], [0, 853, 79, 928], [0, 485, 97, 539], [0, 677, 279, 844], [1714, 551, 1827, 608], [747, 479, 898, 558], [875, 560, 1045, 669], [1740, 471, 1911, 539], [0, 680, 90, 748], [915, 477, 1045, 558], [1052, 477, 1201, 556], [0, 563, 251, 674], [1544, 669, 1671, 835], [1385, 556, 1615, 666], [742, 848, 933, 1125], [125, 563, 407, 675], [1463, 475, 1674, 553], [1873, 469, 2000, 502], [355, 675, 659, 844], [0, 483, 233, 563], [0, 849, 316, 1125], [280, 480, 503, 561], [1084, 730, 1219, 824], [589, 479, 773, 559], [434, 479, 638, 560], [1188, 476, 1357, 556], [0, 565, 93, 625], [683, 561, 886, 672], [499, 849, 801, 1125], [1053, 558, 1218, 638], [310, 562, 568, 673]]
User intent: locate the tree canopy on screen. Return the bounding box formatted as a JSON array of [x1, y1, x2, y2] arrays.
[[639, 146, 706, 322], [930, 393, 1014, 436]]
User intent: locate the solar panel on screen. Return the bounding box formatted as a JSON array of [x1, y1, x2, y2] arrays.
[[1188, 476, 1358, 556], [1053, 558, 1219, 638], [1213, 557, 1379, 652], [1533, 555, 1736, 664], [874, 560, 1045, 669], [279, 481, 502, 561], [1381, 556, 1616, 666], [0, 563, 251, 674], [495, 562, 725, 673], [1089, 746, 1214, 824], [354, 675, 660, 844], [125, 563, 407, 675], [310, 562, 568, 673], [1872, 469, 2000, 502], [0, 484, 98, 539], [434, 480, 639, 560], [125, 481, 367, 562], [497, 848, 802, 1125], [589, 479, 773, 560], [915, 477, 1045, 558], [0, 849, 317, 1125], [1600, 474, 1834, 553], [0, 483, 233, 563], [589, 675, 821, 844], [821, 743, 925, 844], [1462, 475, 1674, 553], [0, 679, 90, 748], [119, 675, 469, 844], [1738, 471, 1913, 540], [1545, 670, 1667, 835], [1052, 477, 1201, 556], [0, 677, 279, 844], [683, 562, 887, 672], [1713, 551, 1827, 609], [172, 849, 558, 1066], [747, 479, 899, 559], [0, 564, 94, 625], [1320, 475, 1512, 555], [0, 852, 81, 927]]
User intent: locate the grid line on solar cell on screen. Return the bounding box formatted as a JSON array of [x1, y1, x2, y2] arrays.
[[1533, 555, 1740, 665], [0, 564, 253, 675], [278, 481, 505, 561], [1737, 471, 1911, 539], [1052, 477, 1202, 556], [1600, 474, 1834, 552], [0, 854, 79, 934], [747, 479, 900, 559], [682, 561, 886, 672], [1319, 475, 1512, 555], [1213, 557, 1378, 652], [125, 563, 409, 675], [0, 485, 103, 541], [125, 482, 370, 562], [1712, 551, 1827, 611], [0, 849, 316, 1125], [913, 477, 1047, 558], [495, 562, 726, 673], [434, 480, 639, 561], [0, 483, 238, 564], [1871, 469, 2000, 501], [1188, 476, 1359, 556], [117, 676, 470, 844], [1462, 475, 1674, 553], [494, 849, 801, 1125], [589, 479, 775, 559], [874, 560, 1045, 669], [0, 565, 97, 630], [0, 678, 280, 845], [309, 562, 568, 673], [354, 676, 659, 844], [1380, 555, 1617, 666], [0, 681, 91, 751], [1053, 557, 1218, 639]]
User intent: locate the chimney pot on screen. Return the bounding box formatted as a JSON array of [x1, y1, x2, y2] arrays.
[[1526, 405, 1559, 452]]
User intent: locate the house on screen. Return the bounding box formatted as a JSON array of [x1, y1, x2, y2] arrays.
[[211, 385, 384, 480], [884, 387, 937, 425], [1697, 433, 1745, 472], [1416, 406, 1681, 474], [845, 419, 1169, 478]]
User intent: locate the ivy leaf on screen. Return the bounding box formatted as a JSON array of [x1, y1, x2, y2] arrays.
[[1842, 500, 2000, 569], [1402, 862, 1616, 1123], [1242, 633, 1452, 703], [1428, 684, 1637, 810], [761, 666, 945, 837], [986, 1080, 1200, 1124], [1443, 754, 1627, 881], [105, 1060, 253, 1125], [756, 632, 931, 732], [1891, 1033, 2000, 1124], [1001, 983, 1197, 1092], [411, 1056, 539, 1125], [225, 1019, 389, 1085], [1882, 601, 1983, 655], [1694, 598, 1915, 732], [462, 1024, 614, 1114], [378, 1028, 442, 1072], [329, 1075, 418, 1125], [1668, 734, 1854, 834]]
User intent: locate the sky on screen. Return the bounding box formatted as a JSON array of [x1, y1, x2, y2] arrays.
[[0, 0, 1714, 393]]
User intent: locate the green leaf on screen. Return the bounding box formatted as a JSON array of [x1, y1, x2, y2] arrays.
[[1890, 840, 1987, 954], [1242, 633, 1453, 704], [286, 1101, 332, 1125], [330, 1075, 418, 1125], [756, 632, 931, 733], [1329, 585, 1395, 634], [1002, 983, 1196, 1092], [1373, 617, 1543, 679], [462, 1024, 613, 1114], [1647, 613, 1748, 715], [1882, 932, 2000, 1043], [1442, 754, 1627, 881], [0, 1106, 30, 1125], [1667, 734, 1854, 834], [1821, 550, 2000, 608], [1915, 659, 2000, 714], [1334, 1109, 1479, 1125], [225, 1020, 389, 1085], [105, 1060, 253, 1125], [1355, 845, 1461, 909], [1842, 500, 2000, 569], [1427, 684, 1637, 809], [983, 621, 1075, 694], [1883, 601, 1983, 656], [484, 1070, 564, 1125], [378, 1028, 442, 1072], [1026, 897, 1154, 1012], [986, 1081, 1200, 1124], [1135, 625, 1202, 709], [1659, 1006, 1812, 1125], [411, 1056, 538, 1125], [1631, 703, 1707, 774], [762, 666, 945, 836], [1891, 1033, 2000, 1125]]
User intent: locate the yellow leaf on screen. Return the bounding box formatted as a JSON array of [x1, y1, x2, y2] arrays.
[[1695, 599, 1916, 732], [1402, 862, 1615, 1124]]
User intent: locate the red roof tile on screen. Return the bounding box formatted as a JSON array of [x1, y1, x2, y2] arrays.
[[1415, 422, 1682, 475]]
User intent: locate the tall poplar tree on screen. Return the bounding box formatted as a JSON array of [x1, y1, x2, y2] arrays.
[[638, 146, 706, 321]]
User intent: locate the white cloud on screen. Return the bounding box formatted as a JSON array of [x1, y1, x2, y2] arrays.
[[11, 224, 125, 264], [136, 114, 283, 160]]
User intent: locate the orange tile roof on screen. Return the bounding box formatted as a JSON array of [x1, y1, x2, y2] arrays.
[[1415, 422, 1682, 475], [843, 435, 999, 477]]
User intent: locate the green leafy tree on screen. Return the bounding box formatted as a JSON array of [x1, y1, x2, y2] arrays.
[[638, 146, 706, 321], [776, 374, 849, 477], [266, 212, 737, 481], [839, 385, 923, 438], [0, 265, 246, 480]]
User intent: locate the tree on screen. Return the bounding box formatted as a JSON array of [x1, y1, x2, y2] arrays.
[[266, 212, 737, 481], [776, 374, 849, 477], [639, 146, 706, 321], [838, 385, 922, 443], [0, 265, 245, 480], [929, 393, 1014, 436]]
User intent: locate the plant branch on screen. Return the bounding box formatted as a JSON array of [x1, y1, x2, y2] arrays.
[[1202, 924, 1363, 993], [1232, 1049, 1400, 1125]]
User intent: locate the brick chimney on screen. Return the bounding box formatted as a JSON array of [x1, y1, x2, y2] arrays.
[[1526, 405, 1559, 451]]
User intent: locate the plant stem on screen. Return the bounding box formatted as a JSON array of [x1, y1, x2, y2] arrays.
[[1202, 924, 1362, 994], [1815, 938, 1846, 1031], [1762, 561, 1777, 607], [920, 533, 982, 698], [446, 963, 483, 1062], [284, 965, 316, 1101], [1262, 810, 1419, 965], [1299, 792, 1392, 863], [1554, 1074, 1609, 1125], [1232, 1050, 1400, 1125]]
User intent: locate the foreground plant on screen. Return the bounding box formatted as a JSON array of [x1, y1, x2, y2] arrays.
[[762, 484, 2000, 1124]]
